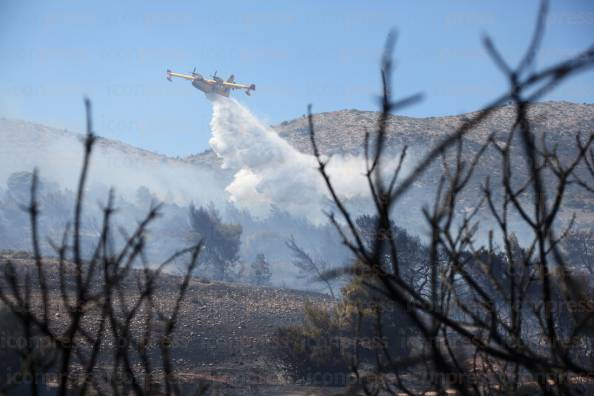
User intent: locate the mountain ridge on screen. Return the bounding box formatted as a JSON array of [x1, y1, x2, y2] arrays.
[[184, 100, 594, 167], [2, 101, 593, 227], [4, 100, 592, 165]]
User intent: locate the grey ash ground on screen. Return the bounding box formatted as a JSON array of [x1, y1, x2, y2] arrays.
[[0, 250, 336, 395]]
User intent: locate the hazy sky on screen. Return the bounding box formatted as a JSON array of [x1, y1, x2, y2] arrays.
[[1, 0, 593, 156]]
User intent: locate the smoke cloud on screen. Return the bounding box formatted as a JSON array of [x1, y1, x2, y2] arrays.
[[208, 97, 396, 224]]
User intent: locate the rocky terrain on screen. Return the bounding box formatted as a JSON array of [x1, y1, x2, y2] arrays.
[[274, 101, 594, 155], [0, 250, 336, 395]]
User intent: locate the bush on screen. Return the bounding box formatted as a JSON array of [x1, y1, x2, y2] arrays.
[[274, 302, 348, 386], [0, 305, 56, 394]]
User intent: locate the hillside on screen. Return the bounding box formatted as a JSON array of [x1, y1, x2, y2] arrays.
[[183, 101, 593, 160], [188, 100, 594, 227], [274, 101, 594, 155], [2, 101, 593, 231], [0, 117, 184, 167], [4, 101, 591, 185], [0, 250, 335, 395], [2, 100, 592, 228]]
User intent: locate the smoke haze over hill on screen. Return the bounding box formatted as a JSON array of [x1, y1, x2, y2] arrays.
[[0, 118, 228, 207], [1, 100, 592, 288]]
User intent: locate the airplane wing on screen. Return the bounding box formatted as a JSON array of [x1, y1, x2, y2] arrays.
[[221, 81, 256, 95], [223, 82, 253, 89], [167, 70, 195, 81]]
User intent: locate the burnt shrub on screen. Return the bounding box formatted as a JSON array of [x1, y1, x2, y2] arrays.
[[274, 301, 348, 386]]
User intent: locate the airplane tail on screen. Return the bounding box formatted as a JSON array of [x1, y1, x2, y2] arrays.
[[166, 69, 172, 82], [227, 74, 235, 83]]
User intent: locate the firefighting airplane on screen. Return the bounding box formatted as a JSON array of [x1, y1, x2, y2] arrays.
[[166, 68, 256, 97]]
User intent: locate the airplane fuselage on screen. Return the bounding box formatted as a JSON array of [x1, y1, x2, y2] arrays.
[[166, 69, 255, 97], [192, 78, 230, 97]]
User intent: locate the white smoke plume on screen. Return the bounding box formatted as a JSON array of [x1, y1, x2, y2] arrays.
[[208, 97, 398, 224], [0, 119, 227, 206]]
